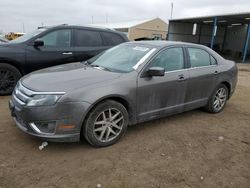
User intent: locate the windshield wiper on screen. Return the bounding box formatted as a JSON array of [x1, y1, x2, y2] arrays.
[[81, 60, 90, 65], [90, 64, 111, 71]]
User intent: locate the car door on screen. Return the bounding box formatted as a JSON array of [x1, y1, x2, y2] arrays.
[[25, 29, 75, 72], [137, 47, 189, 122], [184, 47, 219, 110], [72, 29, 108, 62]]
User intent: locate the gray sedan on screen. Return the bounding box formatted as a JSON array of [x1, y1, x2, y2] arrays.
[[9, 41, 238, 147]]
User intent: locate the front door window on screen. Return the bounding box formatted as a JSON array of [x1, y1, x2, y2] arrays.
[[41, 29, 71, 47], [149, 47, 184, 72]]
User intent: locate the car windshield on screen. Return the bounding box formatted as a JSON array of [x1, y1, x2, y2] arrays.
[[10, 28, 47, 43], [88, 44, 155, 73]]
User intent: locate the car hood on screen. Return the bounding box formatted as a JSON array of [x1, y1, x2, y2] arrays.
[[0, 42, 23, 50], [0, 42, 18, 47], [21, 62, 122, 92]]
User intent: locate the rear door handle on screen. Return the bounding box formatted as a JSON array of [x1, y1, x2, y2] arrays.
[[62, 52, 73, 55], [213, 70, 219, 75], [178, 74, 186, 81]]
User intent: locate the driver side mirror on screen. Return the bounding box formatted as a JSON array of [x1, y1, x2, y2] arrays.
[[146, 67, 165, 77], [33, 39, 44, 47]]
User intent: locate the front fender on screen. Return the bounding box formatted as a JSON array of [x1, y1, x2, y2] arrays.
[[60, 77, 137, 124]]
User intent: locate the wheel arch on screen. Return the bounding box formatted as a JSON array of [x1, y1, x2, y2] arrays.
[[220, 81, 231, 99], [86, 95, 135, 124], [80, 95, 135, 140], [0, 58, 24, 75]]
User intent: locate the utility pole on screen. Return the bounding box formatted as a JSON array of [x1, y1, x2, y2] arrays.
[[170, 2, 174, 19], [22, 23, 25, 33], [106, 14, 108, 23], [91, 16, 94, 24]]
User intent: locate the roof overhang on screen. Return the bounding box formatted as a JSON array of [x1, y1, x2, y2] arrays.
[[169, 12, 250, 26]]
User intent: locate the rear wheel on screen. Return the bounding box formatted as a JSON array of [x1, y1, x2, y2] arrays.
[[83, 100, 128, 147], [205, 84, 228, 113], [0, 63, 21, 95]]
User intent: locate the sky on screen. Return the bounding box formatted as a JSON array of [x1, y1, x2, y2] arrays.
[[0, 0, 250, 33]]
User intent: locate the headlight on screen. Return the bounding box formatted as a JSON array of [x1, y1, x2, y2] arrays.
[[27, 95, 62, 107]]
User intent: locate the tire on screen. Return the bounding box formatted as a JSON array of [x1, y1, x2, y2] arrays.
[[205, 84, 229, 113], [0, 63, 21, 95], [83, 100, 128, 147]]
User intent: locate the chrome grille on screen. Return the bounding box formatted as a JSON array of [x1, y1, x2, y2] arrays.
[[13, 82, 32, 106], [12, 82, 65, 107]]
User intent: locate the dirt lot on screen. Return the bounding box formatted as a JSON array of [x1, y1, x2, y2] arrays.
[[0, 64, 250, 188]]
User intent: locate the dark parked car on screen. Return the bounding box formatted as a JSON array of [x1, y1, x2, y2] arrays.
[[0, 25, 128, 95], [9, 41, 238, 147]]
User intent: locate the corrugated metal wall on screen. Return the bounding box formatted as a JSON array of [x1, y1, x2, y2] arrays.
[[168, 21, 249, 52]]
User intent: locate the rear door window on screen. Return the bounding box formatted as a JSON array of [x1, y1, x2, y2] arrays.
[[101, 32, 124, 46], [210, 55, 217, 65], [74, 29, 102, 47], [187, 48, 211, 68]]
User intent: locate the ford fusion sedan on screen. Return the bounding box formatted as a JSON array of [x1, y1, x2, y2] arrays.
[[0, 25, 128, 95], [9, 41, 238, 147]]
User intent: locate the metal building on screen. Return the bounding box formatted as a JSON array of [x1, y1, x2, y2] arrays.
[[91, 18, 168, 41], [168, 12, 250, 63]]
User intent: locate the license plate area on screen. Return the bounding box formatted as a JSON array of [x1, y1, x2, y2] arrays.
[[15, 115, 28, 131]]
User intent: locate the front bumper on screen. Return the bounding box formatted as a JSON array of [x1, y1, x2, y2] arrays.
[[9, 99, 91, 142]]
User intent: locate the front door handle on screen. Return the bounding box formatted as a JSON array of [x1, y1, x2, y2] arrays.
[[178, 74, 185, 81], [62, 52, 73, 55]]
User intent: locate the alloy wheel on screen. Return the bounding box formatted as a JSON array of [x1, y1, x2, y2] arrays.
[[213, 87, 227, 112], [0, 68, 17, 93], [93, 108, 124, 143]]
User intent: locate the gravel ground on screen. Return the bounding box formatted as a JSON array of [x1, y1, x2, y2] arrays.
[[0, 64, 250, 188]]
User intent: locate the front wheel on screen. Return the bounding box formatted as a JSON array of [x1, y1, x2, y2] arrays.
[[83, 100, 128, 147], [205, 84, 228, 113], [0, 63, 21, 95]]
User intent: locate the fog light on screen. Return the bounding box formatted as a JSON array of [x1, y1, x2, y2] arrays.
[[30, 121, 56, 135]]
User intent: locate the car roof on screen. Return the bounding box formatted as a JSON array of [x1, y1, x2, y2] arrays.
[[126, 40, 208, 49], [125, 41, 224, 60], [38, 24, 121, 34]]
